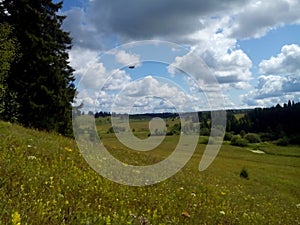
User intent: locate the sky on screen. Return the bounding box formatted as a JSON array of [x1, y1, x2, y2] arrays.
[[60, 0, 300, 113]]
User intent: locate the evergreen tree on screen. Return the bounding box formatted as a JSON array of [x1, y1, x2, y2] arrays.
[[0, 22, 20, 121], [1, 0, 76, 136]]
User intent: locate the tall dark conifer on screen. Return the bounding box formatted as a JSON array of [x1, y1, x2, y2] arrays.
[[1, 0, 76, 136]]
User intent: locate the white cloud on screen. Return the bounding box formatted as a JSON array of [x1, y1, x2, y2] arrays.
[[62, 0, 300, 110], [80, 63, 107, 90], [103, 76, 209, 113], [69, 47, 100, 75], [229, 0, 300, 39], [259, 44, 300, 76], [168, 45, 253, 90], [63, 0, 300, 49], [103, 69, 131, 91], [243, 44, 300, 106], [113, 50, 141, 67]]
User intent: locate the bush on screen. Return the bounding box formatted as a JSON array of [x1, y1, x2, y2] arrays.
[[240, 168, 249, 179], [224, 132, 234, 141], [230, 135, 248, 147], [259, 132, 277, 142], [289, 135, 300, 145], [244, 133, 261, 143], [200, 127, 210, 136], [170, 123, 181, 135], [276, 137, 289, 146]]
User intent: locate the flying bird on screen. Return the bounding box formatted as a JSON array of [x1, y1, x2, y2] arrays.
[[128, 65, 135, 69]]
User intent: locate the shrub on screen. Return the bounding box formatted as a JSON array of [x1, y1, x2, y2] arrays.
[[200, 127, 210, 136], [289, 135, 300, 145], [240, 168, 249, 179], [230, 135, 248, 147], [244, 133, 261, 143], [276, 137, 289, 146], [224, 132, 234, 141], [170, 123, 181, 135], [240, 130, 246, 138], [259, 132, 277, 142]]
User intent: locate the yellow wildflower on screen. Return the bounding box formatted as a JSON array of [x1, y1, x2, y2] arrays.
[[64, 147, 72, 152], [181, 211, 191, 218], [12, 211, 21, 225]]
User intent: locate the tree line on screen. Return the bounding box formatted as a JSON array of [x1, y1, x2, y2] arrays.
[[226, 101, 299, 133], [224, 101, 300, 145], [0, 0, 75, 136]]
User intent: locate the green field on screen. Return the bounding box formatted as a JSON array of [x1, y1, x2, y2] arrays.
[[1, 120, 300, 224]]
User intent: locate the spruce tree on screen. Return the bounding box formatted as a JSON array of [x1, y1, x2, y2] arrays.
[[1, 0, 76, 136]]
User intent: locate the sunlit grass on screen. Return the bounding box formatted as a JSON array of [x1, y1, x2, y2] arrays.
[[1, 120, 300, 224]]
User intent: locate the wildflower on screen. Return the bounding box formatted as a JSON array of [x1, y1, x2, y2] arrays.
[[27, 144, 32, 148], [221, 191, 226, 196], [129, 213, 136, 218], [219, 211, 226, 215], [180, 187, 184, 190], [296, 203, 300, 208], [181, 211, 191, 218], [64, 147, 72, 152], [11, 211, 21, 225], [138, 216, 149, 224], [27, 155, 37, 160], [105, 215, 111, 225], [191, 192, 196, 197]]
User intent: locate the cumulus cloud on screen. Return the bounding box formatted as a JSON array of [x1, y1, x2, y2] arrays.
[[229, 0, 300, 39], [110, 76, 207, 113], [202, 49, 252, 89], [259, 44, 300, 76], [113, 50, 141, 67], [63, 0, 300, 49], [62, 0, 300, 110], [242, 44, 300, 106], [169, 46, 253, 90]]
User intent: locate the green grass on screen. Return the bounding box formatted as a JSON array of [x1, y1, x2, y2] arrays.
[[1, 120, 300, 224]]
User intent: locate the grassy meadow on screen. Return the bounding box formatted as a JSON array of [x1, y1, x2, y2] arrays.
[[1, 118, 300, 224]]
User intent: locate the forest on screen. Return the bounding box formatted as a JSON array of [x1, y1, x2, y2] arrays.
[[225, 101, 300, 145], [93, 100, 300, 146]]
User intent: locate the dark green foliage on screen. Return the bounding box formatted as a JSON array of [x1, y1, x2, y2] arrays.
[[244, 133, 261, 143], [247, 102, 300, 137], [1, 0, 76, 136], [230, 135, 248, 147], [200, 127, 210, 136], [224, 132, 234, 141], [276, 137, 289, 146], [226, 102, 300, 145], [240, 168, 249, 179], [170, 123, 181, 135], [0, 22, 20, 121], [259, 132, 277, 142], [240, 130, 246, 138], [289, 135, 300, 145]]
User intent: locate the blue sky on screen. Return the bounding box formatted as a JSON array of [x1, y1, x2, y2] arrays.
[[60, 0, 300, 113]]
